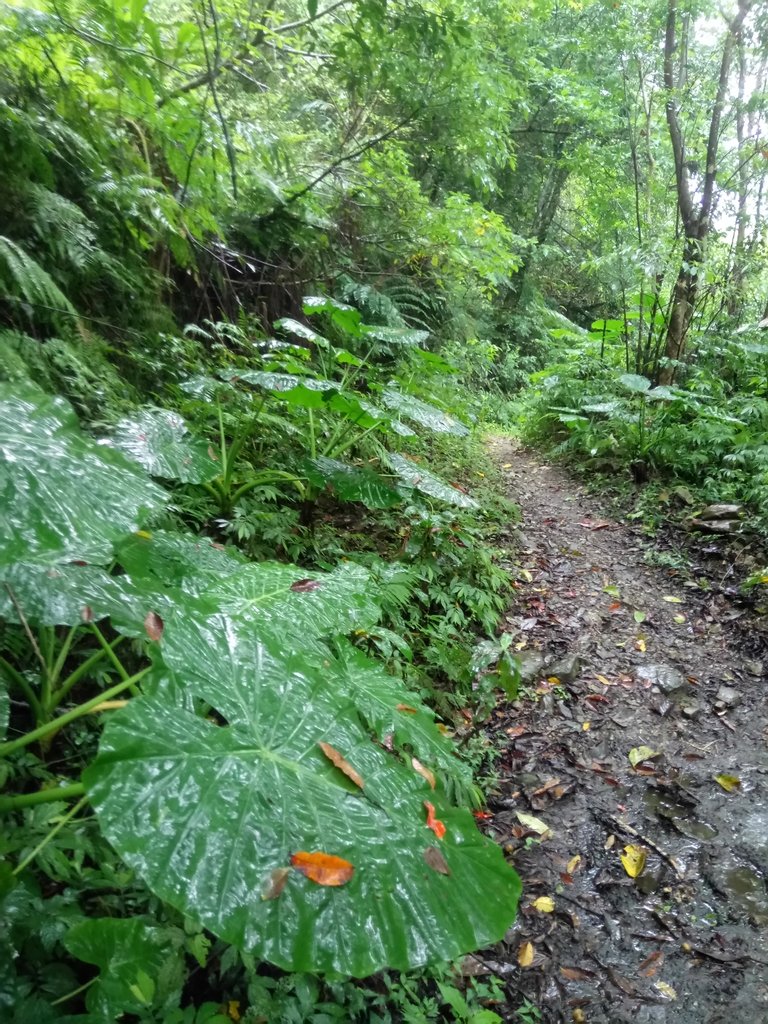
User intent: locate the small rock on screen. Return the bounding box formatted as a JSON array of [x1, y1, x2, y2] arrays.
[[636, 663, 686, 696], [680, 699, 702, 719], [696, 503, 743, 520], [517, 649, 546, 684], [689, 518, 741, 534], [548, 652, 583, 683], [715, 684, 741, 708], [745, 659, 763, 678]]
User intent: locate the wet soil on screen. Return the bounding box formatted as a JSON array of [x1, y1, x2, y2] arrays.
[[480, 440, 768, 1024]]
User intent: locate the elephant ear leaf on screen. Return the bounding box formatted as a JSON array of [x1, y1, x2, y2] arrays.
[[0, 384, 166, 569], [387, 453, 479, 509], [379, 388, 469, 435], [105, 407, 219, 483], [202, 560, 381, 639], [304, 456, 403, 509], [83, 615, 521, 977]]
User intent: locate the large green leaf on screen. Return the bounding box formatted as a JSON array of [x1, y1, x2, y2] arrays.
[[304, 456, 403, 509], [387, 454, 479, 509], [105, 407, 219, 483], [302, 295, 363, 337], [275, 317, 329, 348], [202, 561, 380, 638], [0, 680, 8, 742], [0, 385, 166, 569], [221, 369, 334, 394], [0, 560, 180, 636], [116, 530, 246, 595], [84, 619, 521, 976], [357, 399, 416, 437], [618, 373, 652, 394], [380, 389, 469, 435], [63, 918, 184, 1023], [363, 326, 430, 347]]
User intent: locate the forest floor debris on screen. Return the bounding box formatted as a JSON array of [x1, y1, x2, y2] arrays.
[[482, 439, 768, 1024]]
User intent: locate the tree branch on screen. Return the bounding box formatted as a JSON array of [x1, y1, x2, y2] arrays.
[[158, 0, 348, 107], [664, 0, 696, 231]]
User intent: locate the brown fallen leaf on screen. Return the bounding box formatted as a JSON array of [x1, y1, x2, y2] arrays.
[[517, 941, 535, 968], [144, 610, 164, 642], [560, 965, 595, 981], [318, 741, 364, 789], [639, 950, 664, 977], [261, 867, 290, 900], [423, 845, 450, 875], [579, 519, 611, 530], [290, 851, 354, 886], [412, 757, 436, 790], [290, 578, 321, 592]]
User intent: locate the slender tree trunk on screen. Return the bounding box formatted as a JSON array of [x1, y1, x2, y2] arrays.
[[659, 0, 753, 384]]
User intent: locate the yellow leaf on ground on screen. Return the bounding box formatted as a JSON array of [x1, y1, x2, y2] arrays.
[[654, 981, 678, 1000], [582, 721, 591, 731], [714, 773, 741, 792], [620, 844, 647, 878], [628, 745, 660, 767], [531, 896, 555, 913], [673, 614, 686, 624], [663, 595, 683, 603], [567, 854, 582, 874], [517, 941, 535, 967], [595, 673, 614, 686], [635, 637, 646, 653], [515, 811, 551, 836]]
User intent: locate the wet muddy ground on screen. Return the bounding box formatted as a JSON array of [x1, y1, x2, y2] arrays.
[[478, 440, 768, 1024]]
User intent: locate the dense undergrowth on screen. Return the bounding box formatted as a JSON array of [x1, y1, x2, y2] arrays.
[[518, 312, 768, 564]]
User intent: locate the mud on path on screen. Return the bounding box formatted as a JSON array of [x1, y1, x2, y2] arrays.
[[480, 440, 768, 1024]]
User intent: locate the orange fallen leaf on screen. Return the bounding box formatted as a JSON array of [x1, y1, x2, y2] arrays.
[[396, 703, 418, 713], [144, 610, 164, 642], [424, 801, 446, 839], [318, 741, 364, 789], [261, 866, 290, 900], [412, 757, 436, 789], [423, 845, 450, 875], [517, 941, 535, 967], [290, 851, 354, 886]]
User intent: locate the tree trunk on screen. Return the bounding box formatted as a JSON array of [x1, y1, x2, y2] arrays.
[[659, 0, 753, 384]]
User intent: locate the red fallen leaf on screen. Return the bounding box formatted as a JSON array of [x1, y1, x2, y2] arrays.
[[423, 846, 450, 875], [473, 810, 493, 820], [290, 578, 321, 592], [608, 601, 622, 613], [396, 703, 418, 713], [261, 866, 290, 900], [144, 610, 164, 642], [81, 605, 93, 623], [424, 801, 446, 839], [69, 560, 89, 567], [290, 851, 354, 886], [586, 694, 609, 704], [560, 872, 574, 885], [318, 741, 364, 789]]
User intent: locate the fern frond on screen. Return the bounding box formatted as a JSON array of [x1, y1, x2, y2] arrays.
[[0, 236, 76, 314]]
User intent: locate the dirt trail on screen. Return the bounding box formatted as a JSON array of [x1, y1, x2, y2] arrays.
[[482, 440, 768, 1024]]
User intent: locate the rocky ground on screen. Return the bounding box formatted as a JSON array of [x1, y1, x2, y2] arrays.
[[476, 440, 768, 1024]]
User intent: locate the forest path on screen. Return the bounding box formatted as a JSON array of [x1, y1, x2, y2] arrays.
[[482, 438, 768, 1024]]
